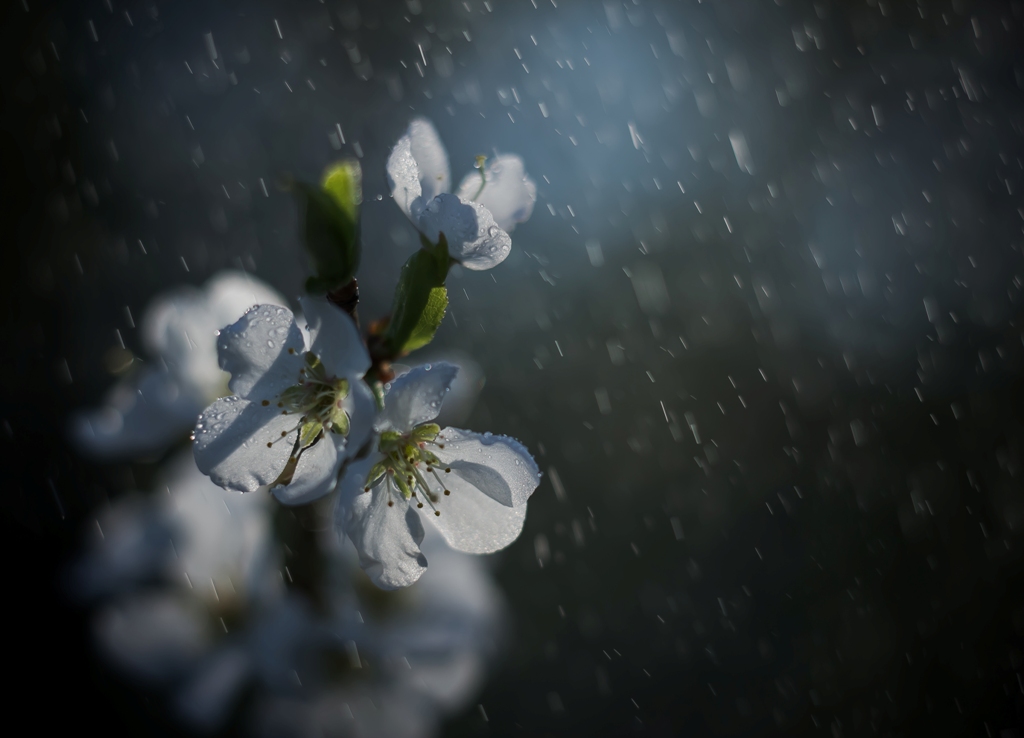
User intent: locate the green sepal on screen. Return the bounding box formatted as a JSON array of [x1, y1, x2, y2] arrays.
[[329, 405, 350, 436], [383, 234, 450, 356], [299, 420, 323, 449], [365, 461, 388, 489], [394, 473, 414, 500], [297, 160, 362, 293], [410, 423, 440, 443]]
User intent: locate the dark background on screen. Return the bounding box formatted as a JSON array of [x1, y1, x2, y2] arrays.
[[3, 0, 1024, 736]]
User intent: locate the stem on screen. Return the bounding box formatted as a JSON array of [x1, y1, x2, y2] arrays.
[[326, 278, 360, 327]]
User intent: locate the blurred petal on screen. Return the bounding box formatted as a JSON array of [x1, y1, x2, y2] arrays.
[[416, 193, 512, 271], [428, 429, 540, 553], [271, 434, 339, 506], [174, 646, 252, 732], [337, 456, 428, 590], [67, 495, 173, 600], [71, 367, 203, 460], [159, 452, 271, 593], [299, 297, 370, 380], [217, 305, 305, 400], [377, 363, 459, 432], [142, 271, 287, 401], [455, 154, 537, 232], [193, 396, 297, 493], [386, 118, 451, 222], [203, 270, 287, 329], [94, 593, 211, 683]]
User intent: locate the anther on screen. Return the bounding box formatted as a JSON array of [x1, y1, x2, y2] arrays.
[[261, 400, 269, 406], [417, 503, 423, 508], [444, 490, 450, 496], [434, 511, 441, 516], [387, 500, 394, 507], [266, 442, 272, 448]]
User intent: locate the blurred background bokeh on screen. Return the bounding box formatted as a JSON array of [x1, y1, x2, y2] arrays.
[[3, 0, 1024, 735]]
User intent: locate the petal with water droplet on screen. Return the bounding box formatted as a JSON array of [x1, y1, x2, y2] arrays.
[[386, 117, 451, 222], [193, 396, 296, 493], [415, 193, 512, 271], [428, 429, 540, 553], [455, 154, 537, 233], [217, 305, 305, 400], [377, 363, 459, 433]]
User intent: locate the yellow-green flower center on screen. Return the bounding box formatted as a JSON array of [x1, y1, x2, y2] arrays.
[[266, 352, 351, 450], [363, 423, 452, 516]]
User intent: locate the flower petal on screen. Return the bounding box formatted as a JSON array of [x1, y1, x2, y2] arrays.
[[428, 429, 540, 553], [271, 434, 339, 506], [193, 396, 298, 493], [71, 367, 203, 460], [377, 363, 459, 433], [203, 270, 287, 329], [142, 272, 285, 400], [416, 193, 512, 271], [299, 297, 371, 380], [386, 117, 451, 222], [217, 304, 305, 400], [336, 456, 428, 590], [455, 154, 537, 232], [345, 376, 378, 453]]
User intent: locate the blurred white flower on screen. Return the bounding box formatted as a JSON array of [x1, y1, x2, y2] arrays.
[[72, 271, 286, 460], [72, 452, 504, 737], [193, 298, 375, 506], [336, 363, 540, 590], [386, 118, 537, 270]]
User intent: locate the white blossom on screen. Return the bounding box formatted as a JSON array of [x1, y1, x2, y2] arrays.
[[192, 297, 375, 506], [72, 271, 285, 459], [336, 363, 541, 590], [71, 452, 502, 737], [386, 118, 537, 270]]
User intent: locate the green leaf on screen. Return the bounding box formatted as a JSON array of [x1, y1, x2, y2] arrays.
[[322, 160, 362, 222], [383, 236, 451, 356], [298, 159, 362, 292]]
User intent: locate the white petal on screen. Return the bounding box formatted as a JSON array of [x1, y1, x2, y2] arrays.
[[271, 434, 339, 506], [386, 118, 451, 222], [377, 363, 459, 432], [142, 272, 287, 401], [193, 396, 298, 493], [428, 429, 540, 553], [141, 284, 221, 394], [345, 376, 378, 454], [416, 193, 512, 271], [71, 367, 203, 460], [299, 297, 370, 380], [455, 154, 537, 232], [336, 456, 428, 590], [217, 304, 305, 400]]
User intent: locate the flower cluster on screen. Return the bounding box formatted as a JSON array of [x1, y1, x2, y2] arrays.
[[191, 118, 541, 589], [70, 118, 540, 735]]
